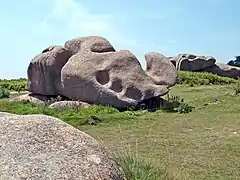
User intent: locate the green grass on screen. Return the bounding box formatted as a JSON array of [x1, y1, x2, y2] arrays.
[[1, 85, 240, 179], [177, 71, 237, 86], [113, 149, 171, 180]]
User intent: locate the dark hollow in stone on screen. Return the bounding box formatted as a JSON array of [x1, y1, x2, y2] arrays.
[[109, 78, 123, 93], [95, 70, 110, 85], [124, 86, 142, 101]]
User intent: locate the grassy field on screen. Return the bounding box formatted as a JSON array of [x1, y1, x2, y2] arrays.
[[0, 85, 240, 179]]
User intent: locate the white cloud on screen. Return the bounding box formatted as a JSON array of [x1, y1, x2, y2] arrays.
[[52, 0, 111, 34], [36, 0, 187, 54], [37, 0, 139, 50]]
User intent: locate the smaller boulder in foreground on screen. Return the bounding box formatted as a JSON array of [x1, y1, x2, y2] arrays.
[[9, 94, 49, 105], [0, 112, 124, 180], [49, 100, 90, 110]]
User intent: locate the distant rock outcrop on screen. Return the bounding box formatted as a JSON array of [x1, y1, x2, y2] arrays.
[[170, 53, 216, 71], [0, 112, 124, 180], [201, 62, 240, 79], [26, 36, 178, 109], [169, 53, 240, 79]]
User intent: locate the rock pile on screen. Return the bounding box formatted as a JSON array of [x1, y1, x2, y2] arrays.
[[25, 36, 177, 109], [169, 53, 240, 78], [16, 37, 239, 108]]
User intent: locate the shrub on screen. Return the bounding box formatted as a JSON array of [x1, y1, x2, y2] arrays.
[[177, 71, 237, 86], [227, 56, 240, 68], [162, 94, 194, 114], [108, 140, 176, 180], [232, 78, 240, 95], [115, 153, 166, 180], [0, 86, 10, 99], [109, 142, 170, 180], [0, 78, 27, 92]]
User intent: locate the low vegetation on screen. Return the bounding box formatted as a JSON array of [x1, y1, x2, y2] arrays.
[[0, 78, 27, 92], [162, 94, 194, 113], [232, 78, 240, 95], [0, 93, 194, 126], [0, 86, 10, 99], [177, 71, 237, 86], [114, 149, 170, 180]]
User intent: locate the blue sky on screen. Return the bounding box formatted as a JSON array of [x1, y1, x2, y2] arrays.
[[1, 0, 240, 78]]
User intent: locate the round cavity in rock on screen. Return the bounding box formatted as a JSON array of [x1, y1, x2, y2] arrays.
[[95, 70, 109, 85], [125, 86, 142, 100], [109, 78, 123, 93]]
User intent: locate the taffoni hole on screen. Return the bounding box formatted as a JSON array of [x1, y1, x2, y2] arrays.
[[109, 78, 123, 93], [125, 86, 142, 101], [95, 70, 109, 85]]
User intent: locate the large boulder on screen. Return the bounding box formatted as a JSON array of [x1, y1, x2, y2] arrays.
[[27, 46, 70, 95], [202, 63, 240, 79], [0, 112, 124, 180], [170, 53, 216, 71], [61, 36, 175, 108], [27, 36, 177, 109], [145, 52, 178, 87]]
